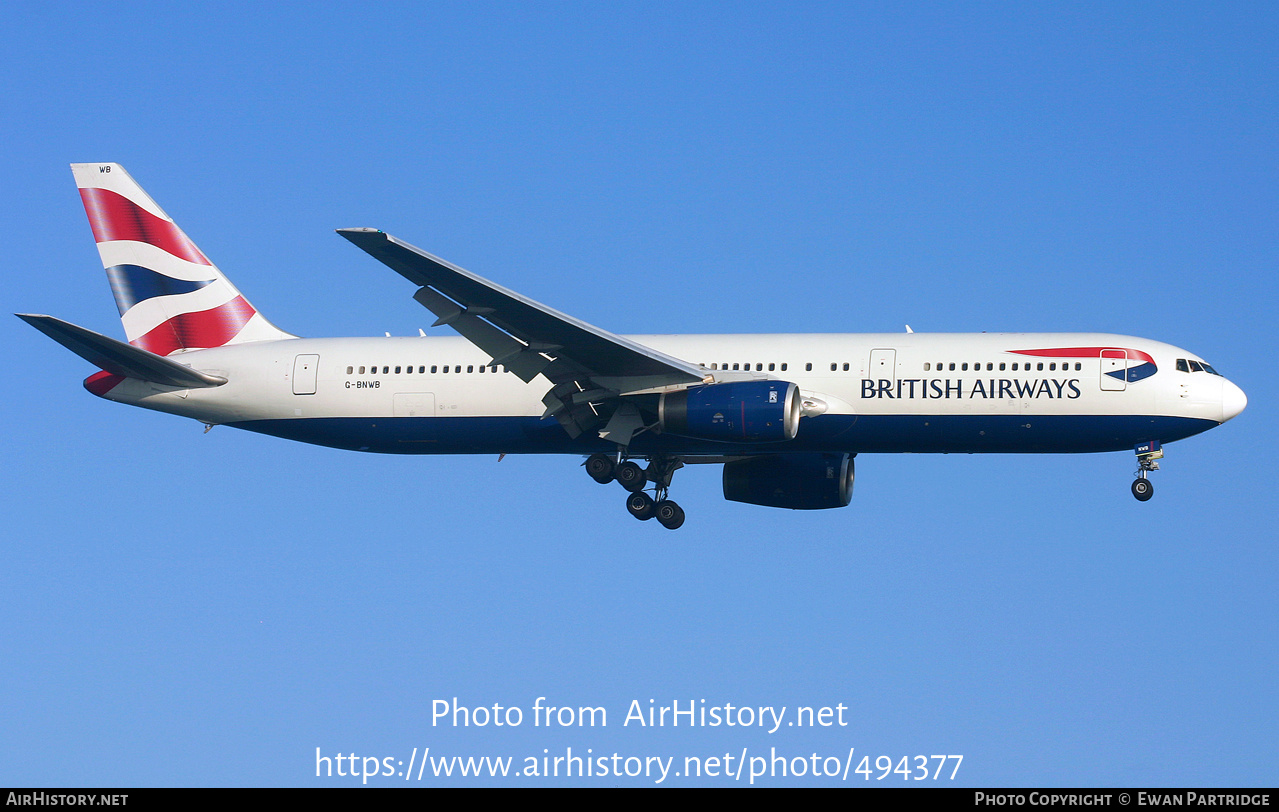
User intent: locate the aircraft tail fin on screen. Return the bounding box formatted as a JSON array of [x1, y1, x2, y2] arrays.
[[70, 163, 294, 355]]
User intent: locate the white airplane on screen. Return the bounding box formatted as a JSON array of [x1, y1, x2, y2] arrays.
[[20, 163, 1247, 529]]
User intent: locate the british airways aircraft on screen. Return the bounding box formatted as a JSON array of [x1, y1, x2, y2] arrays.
[[19, 163, 1247, 529]]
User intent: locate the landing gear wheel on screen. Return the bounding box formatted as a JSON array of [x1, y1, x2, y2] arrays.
[[615, 461, 647, 493], [1132, 478, 1154, 501], [655, 500, 685, 530], [585, 454, 615, 484], [626, 491, 656, 520]]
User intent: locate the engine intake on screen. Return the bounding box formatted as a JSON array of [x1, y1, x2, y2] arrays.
[[659, 381, 800, 443], [723, 453, 855, 509]]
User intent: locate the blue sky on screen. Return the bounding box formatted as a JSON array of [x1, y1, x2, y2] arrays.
[[2, 1, 1274, 787]]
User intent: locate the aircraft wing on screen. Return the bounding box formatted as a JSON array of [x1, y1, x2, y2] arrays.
[[337, 229, 708, 392]]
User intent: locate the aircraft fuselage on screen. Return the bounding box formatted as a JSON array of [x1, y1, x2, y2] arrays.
[[88, 330, 1242, 457]]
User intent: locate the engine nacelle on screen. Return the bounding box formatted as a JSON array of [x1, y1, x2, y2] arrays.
[[659, 381, 800, 443], [722, 453, 855, 509]]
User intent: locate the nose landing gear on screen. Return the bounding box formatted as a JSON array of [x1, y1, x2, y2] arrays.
[[1131, 477, 1153, 501], [1131, 440, 1162, 502], [585, 453, 686, 529]]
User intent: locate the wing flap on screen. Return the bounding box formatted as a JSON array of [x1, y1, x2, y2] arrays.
[[411, 286, 553, 383]]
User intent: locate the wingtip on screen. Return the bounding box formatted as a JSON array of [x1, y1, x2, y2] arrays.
[[336, 228, 389, 247]]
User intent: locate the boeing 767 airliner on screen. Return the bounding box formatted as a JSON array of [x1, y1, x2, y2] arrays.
[[19, 164, 1247, 529]]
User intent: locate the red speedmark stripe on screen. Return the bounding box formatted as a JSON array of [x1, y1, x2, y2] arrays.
[[84, 370, 125, 396], [132, 295, 257, 356], [79, 187, 211, 266], [1010, 346, 1155, 365]]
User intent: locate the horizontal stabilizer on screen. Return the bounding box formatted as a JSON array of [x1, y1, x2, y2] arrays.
[[16, 314, 227, 388]]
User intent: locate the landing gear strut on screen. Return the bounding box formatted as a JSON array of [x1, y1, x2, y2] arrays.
[[1132, 441, 1162, 502], [584, 452, 686, 529]]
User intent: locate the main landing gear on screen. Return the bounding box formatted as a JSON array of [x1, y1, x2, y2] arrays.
[[585, 453, 686, 529], [1131, 441, 1163, 502]]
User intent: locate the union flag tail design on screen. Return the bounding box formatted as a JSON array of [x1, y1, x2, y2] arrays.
[[71, 163, 293, 355]]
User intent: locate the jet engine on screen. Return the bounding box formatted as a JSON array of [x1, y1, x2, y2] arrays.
[[722, 453, 855, 509], [658, 381, 800, 443]]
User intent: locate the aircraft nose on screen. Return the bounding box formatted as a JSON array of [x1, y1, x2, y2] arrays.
[[1222, 380, 1247, 422]]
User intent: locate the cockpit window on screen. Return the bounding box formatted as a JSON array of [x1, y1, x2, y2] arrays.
[[1176, 359, 1190, 372], [1201, 362, 1222, 376], [1188, 360, 1204, 372]]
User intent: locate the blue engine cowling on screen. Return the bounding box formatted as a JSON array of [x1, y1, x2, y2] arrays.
[[659, 381, 800, 443], [722, 453, 855, 509]]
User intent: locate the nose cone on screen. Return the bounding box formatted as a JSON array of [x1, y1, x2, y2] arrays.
[[1222, 380, 1247, 422]]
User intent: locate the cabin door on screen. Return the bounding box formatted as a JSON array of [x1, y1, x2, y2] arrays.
[[869, 349, 896, 384], [292, 354, 319, 395], [1099, 349, 1127, 391]]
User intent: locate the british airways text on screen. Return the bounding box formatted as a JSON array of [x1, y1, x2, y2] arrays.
[[860, 378, 1083, 400]]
